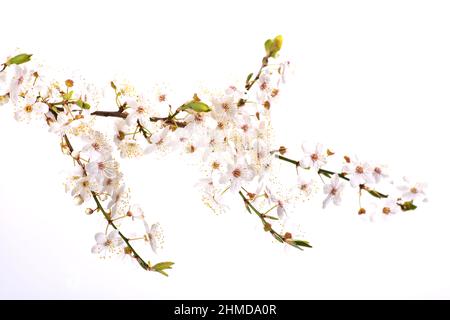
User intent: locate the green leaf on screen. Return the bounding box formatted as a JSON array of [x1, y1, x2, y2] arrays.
[[76, 100, 91, 110], [152, 261, 175, 272], [319, 170, 332, 178], [367, 189, 388, 199], [293, 239, 312, 248], [271, 231, 284, 243], [63, 90, 74, 101], [400, 201, 417, 211], [155, 270, 169, 277], [151, 262, 174, 277], [246, 73, 253, 84], [75, 99, 84, 108], [182, 101, 211, 113], [6, 53, 32, 66]]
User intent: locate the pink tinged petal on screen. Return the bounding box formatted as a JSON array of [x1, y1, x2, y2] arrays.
[[350, 176, 361, 188], [95, 232, 107, 245], [35, 102, 49, 113], [302, 143, 313, 154], [143, 220, 151, 234], [322, 194, 332, 209], [108, 230, 120, 241], [91, 244, 104, 254], [150, 237, 158, 254], [277, 206, 286, 220], [333, 195, 342, 206]]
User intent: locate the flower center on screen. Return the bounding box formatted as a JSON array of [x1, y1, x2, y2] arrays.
[[232, 168, 241, 178], [98, 162, 106, 171], [374, 167, 382, 174], [241, 124, 249, 132], [260, 82, 267, 90], [92, 142, 100, 151], [410, 187, 418, 194], [356, 166, 364, 174], [311, 153, 319, 161], [195, 113, 203, 122], [222, 103, 230, 111], [217, 122, 225, 130], [159, 94, 166, 102], [331, 188, 337, 195], [105, 239, 112, 247], [382, 207, 391, 214], [212, 161, 220, 170], [24, 104, 33, 113], [137, 106, 145, 114]]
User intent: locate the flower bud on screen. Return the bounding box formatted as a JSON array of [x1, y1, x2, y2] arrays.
[[264, 39, 274, 56], [273, 35, 283, 53], [264, 35, 283, 58], [73, 195, 84, 206], [283, 232, 292, 240], [279, 146, 287, 155], [65, 79, 74, 88], [85, 208, 94, 215], [358, 208, 366, 215], [0, 94, 10, 106]]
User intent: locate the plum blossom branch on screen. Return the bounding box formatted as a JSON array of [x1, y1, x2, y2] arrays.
[[239, 190, 312, 250], [0, 35, 427, 274], [62, 133, 150, 271]]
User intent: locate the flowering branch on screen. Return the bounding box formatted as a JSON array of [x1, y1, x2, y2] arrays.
[[0, 35, 426, 274], [61, 133, 150, 271], [239, 190, 312, 250]]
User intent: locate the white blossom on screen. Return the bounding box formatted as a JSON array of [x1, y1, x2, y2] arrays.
[[300, 143, 327, 169], [322, 174, 345, 208], [91, 230, 124, 255], [398, 178, 427, 202]]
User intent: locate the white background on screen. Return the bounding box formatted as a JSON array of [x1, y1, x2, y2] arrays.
[[1, 0, 449, 299]]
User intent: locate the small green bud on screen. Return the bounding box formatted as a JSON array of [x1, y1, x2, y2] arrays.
[[264, 35, 283, 58], [273, 35, 283, 52], [6, 53, 32, 66], [264, 39, 274, 56]]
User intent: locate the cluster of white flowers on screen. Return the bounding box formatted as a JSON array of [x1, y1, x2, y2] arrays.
[[276, 143, 427, 221], [0, 36, 426, 272], [0, 55, 169, 274]]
